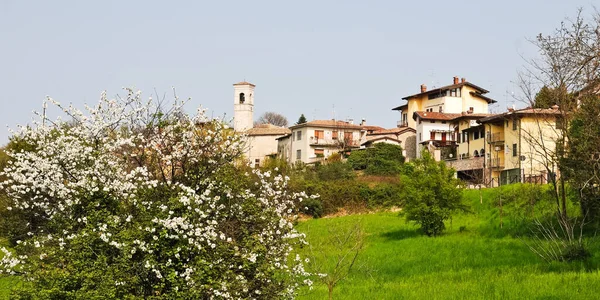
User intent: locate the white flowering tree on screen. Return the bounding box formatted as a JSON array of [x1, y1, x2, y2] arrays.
[[0, 89, 312, 299]]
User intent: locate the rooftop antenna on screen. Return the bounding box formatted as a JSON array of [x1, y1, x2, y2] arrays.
[[429, 69, 437, 88]]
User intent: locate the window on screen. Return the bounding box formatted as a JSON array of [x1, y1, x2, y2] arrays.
[[239, 93, 245, 104], [430, 131, 435, 140], [431, 120, 436, 123], [344, 132, 353, 142], [439, 106, 443, 113], [505, 120, 509, 127], [402, 113, 407, 124], [474, 150, 479, 157], [296, 131, 302, 141], [254, 158, 260, 168], [469, 107, 474, 112], [512, 119, 518, 130], [512, 143, 518, 157], [474, 131, 480, 140], [480, 129, 484, 139], [296, 149, 301, 160], [457, 88, 461, 97], [418, 133, 422, 141], [315, 130, 324, 139], [450, 89, 457, 97], [442, 121, 447, 124], [332, 130, 338, 139], [314, 149, 324, 157]]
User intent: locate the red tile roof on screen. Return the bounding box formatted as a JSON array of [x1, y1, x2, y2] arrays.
[[369, 127, 416, 135], [245, 124, 290, 136], [233, 81, 256, 87], [290, 120, 363, 130]]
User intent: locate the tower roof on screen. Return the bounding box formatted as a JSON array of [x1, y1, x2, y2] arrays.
[[233, 81, 256, 87]]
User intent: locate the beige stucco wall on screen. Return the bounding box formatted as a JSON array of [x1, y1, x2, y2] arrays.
[[246, 134, 284, 167]]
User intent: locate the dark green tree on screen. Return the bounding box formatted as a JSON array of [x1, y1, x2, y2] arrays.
[[347, 143, 405, 175], [562, 94, 600, 221], [296, 114, 307, 125], [400, 151, 466, 236]]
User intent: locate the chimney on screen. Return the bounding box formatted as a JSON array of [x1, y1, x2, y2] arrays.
[[420, 84, 427, 93], [461, 77, 466, 83], [453, 76, 459, 85], [360, 118, 366, 126]]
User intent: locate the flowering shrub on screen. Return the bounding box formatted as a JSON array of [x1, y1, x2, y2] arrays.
[[0, 89, 312, 299]]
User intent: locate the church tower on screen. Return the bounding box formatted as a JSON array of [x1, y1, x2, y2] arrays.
[[233, 81, 255, 132]]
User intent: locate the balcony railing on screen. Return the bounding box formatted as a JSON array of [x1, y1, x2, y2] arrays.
[[397, 120, 408, 127], [488, 157, 504, 169], [487, 132, 504, 144], [310, 137, 359, 147]]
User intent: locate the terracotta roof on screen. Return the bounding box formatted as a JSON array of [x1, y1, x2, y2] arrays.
[[362, 136, 402, 145], [412, 112, 463, 121], [362, 125, 385, 132], [402, 81, 489, 100], [245, 124, 290, 136], [233, 81, 256, 87], [289, 120, 363, 130], [478, 107, 561, 123], [369, 127, 416, 135]]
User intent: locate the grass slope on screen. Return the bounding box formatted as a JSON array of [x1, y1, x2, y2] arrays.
[[296, 189, 600, 299]]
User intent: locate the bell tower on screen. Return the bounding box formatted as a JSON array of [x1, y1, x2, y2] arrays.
[[233, 81, 255, 132]]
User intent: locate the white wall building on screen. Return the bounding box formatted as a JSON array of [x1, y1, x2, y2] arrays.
[[277, 120, 365, 164]]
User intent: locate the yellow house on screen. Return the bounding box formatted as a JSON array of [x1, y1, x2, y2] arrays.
[[478, 107, 562, 186], [393, 76, 496, 129]]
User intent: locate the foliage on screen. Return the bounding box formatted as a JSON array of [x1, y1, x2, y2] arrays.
[[562, 94, 600, 221], [399, 151, 466, 236], [0, 90, 312, 299], [296, 114, 307, 125], [255, 111, 289, 127], [314, 161, 354, 181], [347, 143, 405, 175], [302, 198, 324, 219]]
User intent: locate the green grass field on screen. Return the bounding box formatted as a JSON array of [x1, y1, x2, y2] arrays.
[[1, 188, 599, 299], [295, 189, 600, 299]]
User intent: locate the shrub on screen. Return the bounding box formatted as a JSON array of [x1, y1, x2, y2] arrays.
[[347, 143, 404, 175], [302, 198, 324, 218], [400, 151, 466, 236], [0, 90, 312, 298]]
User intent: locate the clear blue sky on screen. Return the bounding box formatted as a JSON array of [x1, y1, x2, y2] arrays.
[[0, 0, 595, 145]]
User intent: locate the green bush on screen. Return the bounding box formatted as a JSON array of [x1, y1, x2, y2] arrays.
[[302, 197, 324, 218], [347, 143, 405, 175], [400, 151, 467, 236]]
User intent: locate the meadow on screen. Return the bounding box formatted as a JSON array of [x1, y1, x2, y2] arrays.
[[295, 188, 600, 300], [1, 187, 599, 299]]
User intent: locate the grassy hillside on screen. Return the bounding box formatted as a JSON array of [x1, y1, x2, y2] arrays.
[[295, 188, 600, 299]]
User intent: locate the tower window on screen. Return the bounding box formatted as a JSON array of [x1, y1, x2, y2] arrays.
[[239, 93, 245, 104]]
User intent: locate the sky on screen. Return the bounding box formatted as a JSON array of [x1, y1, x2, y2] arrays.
[[0, 0, 596, 145]]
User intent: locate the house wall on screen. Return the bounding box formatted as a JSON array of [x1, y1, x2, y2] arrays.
[[519, 116, 559, 176], [246, 134, 284, 167]]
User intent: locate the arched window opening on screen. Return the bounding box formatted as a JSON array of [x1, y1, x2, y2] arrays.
[[473, 150, 479, 157], [239, 93, 245, 104], [480, 148, 485, 157]]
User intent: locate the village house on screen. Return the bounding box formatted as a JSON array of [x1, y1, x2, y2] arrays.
[[277, 120, 365, 164], [392, 76, 497, 160], [477, 106, 562, 186]]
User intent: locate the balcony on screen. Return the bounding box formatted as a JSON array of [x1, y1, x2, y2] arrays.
[[310, 137, 359, 147], [488, 157, 504, 169], [397, 120, 408, 127], [487, 132, 504, 144]]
